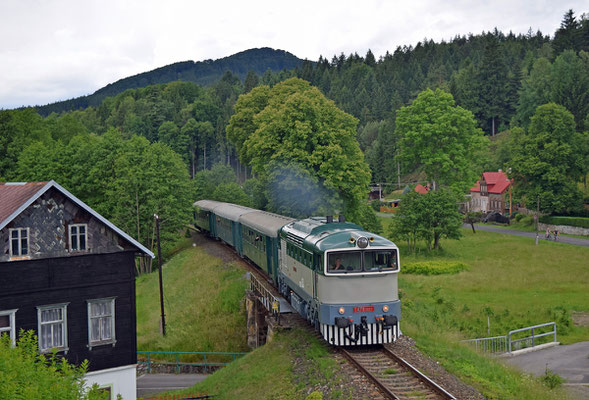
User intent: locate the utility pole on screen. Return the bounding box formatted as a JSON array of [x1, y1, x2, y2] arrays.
[[154, 214, 166, 336], [535, 196, 539, 246]]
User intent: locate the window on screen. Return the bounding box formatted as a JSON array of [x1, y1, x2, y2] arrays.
[[37, 304, 68, 352], [88, 298, 115, 348], [0, 309, 17, 346], [69, 224, 87, 251], [9, 228, 28, 257]]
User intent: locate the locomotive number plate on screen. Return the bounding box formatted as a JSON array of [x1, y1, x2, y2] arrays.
[[353, 306, 374, 313]]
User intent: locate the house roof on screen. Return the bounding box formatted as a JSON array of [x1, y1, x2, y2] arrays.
[[470, 171, 511, 194], [0, 180, 154, 258], [414, 184, 429, 194]]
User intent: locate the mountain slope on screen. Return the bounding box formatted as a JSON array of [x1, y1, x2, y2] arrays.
[[37, 47, 305, 115]]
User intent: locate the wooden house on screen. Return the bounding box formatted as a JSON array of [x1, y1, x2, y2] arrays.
[[0, 181, 153, 399]]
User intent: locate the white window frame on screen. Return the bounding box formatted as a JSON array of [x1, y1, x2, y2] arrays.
[[37, 303, 68, 353], [69, 223, 87, 251], [87, 297, 116, 349], [0, 309, 18, 346], [9, 228, 29, 257]]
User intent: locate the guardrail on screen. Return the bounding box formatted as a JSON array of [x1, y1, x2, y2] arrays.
[[508, 322, 556, 353], [463, 322, 557, 354], [138, 351, 247, 373], [249, 273, 281, 322], [462, 335, 507, 354]]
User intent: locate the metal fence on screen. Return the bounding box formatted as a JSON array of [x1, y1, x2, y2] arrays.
[[462, 335, 508, 354], [249, 273, 281, 322], [138, 351, 247, 373], [462, 322, 557, 354], [508, 322, 557, 353]]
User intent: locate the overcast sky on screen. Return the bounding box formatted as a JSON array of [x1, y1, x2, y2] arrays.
[[0, 0, 586, 109]]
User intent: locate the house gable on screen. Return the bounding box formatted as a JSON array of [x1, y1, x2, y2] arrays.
[[0, 181, 153, 261]]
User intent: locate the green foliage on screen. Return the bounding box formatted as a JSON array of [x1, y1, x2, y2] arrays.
[[402, 261, 469, 275], [396, 89, 487, 193], [511, 103, 585, 213], [194, 163, 251, 206], [541, 369, 564, 389], [227, 78, 371, 220], [539, 215, 589, 228], [389, 189, 463, 251], [14, 130, 192, 271], [0, 331, 106, 400]]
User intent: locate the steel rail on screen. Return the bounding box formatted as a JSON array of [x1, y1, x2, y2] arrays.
[[338, 347, 400, 400], [382, 347, 457, 400]]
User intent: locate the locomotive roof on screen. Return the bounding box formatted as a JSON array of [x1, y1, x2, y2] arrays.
[[281, 217, 396, 252], [239, 210, 295, 237]]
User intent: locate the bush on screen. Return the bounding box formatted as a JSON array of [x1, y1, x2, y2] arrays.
[[402, 261, 469, 275], [541, 369, 564, 389], [515, 213, 524, 222], [539, 216, 589, 229], [520, 215, 534, 226]]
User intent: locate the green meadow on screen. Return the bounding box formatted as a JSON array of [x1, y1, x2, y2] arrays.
[[387, 227, 589, 344]]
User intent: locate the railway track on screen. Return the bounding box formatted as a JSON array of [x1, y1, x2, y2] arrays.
[[339, 346, 456, 400]]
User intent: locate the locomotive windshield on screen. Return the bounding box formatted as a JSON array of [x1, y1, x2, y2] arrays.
[[327, 249, 398, 274]]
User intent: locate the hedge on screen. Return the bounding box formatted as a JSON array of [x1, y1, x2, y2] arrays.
[[539, 216, 589, 229], [402, 261, 469, 275]]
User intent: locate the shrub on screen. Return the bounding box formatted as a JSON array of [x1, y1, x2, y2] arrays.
[[541, 369, 564, 389], [515, 213, 524, 222], [402, 261, 469, 275], [539, 216, 589, 229], [520, 215, 534, 226]]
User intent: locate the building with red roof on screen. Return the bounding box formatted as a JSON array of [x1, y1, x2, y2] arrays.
[[469, 170, 512, 214], [414, 184, 430, 194]]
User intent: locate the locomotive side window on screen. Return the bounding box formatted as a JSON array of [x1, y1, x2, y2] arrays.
[[365, 250, 398, 271]]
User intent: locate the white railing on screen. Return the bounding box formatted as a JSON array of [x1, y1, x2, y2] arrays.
[[463, 322, 557, 354]]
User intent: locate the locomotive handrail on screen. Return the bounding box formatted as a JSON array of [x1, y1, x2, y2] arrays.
[[249, 273, 281, 323]]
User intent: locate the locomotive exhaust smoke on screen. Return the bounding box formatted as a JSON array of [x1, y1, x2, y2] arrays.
[[266, 163, 343, 218]]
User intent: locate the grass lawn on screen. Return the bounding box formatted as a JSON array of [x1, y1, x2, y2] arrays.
[[389, 226, 589, 343], [166, 328, 352, 400], [136, 244, 249, 353]]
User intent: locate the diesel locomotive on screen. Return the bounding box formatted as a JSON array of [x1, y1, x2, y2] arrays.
[[194, 200, 401, 346]]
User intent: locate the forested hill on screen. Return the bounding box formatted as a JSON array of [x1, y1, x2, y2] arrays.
[[36, 47, 304, 116]]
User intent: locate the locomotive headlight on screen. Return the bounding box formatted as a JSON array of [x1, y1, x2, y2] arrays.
[[338, 307, 345, 315], [357, 236, 369, 248], [382, 305, 389, 313]]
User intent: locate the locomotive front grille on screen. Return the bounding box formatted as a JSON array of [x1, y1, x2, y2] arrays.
[[320, 322, 399, 346]]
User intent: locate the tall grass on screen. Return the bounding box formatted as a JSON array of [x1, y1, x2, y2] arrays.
[[136, 245, 249, 352]]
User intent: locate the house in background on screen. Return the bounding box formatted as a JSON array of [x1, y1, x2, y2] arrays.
[[0, 181, 153, 400], [469, 170, 512, 214]]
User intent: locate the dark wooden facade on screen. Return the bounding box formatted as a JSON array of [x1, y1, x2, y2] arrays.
[[0, 183, 148, 372]]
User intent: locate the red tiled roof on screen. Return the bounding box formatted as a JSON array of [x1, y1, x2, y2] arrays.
[[0, 182, 49, 225], [470, 171, 511, 194], [414, 184, 429, 194]]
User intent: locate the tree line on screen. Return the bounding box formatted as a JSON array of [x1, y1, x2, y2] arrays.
[[1, 10, 588, 255]]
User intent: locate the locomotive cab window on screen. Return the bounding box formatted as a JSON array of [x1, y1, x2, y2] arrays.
[[327, 249, 398, 274], [328, 252, 362, 273], [365, 250, 398, 271]]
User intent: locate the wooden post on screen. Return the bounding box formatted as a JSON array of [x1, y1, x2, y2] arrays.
[[155, 214, 166, 336]]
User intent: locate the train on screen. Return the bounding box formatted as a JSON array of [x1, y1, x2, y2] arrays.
[[194, 200, 401, 346]]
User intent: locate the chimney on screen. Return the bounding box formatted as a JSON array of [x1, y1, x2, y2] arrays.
[[326, 216, 333, 223], [338, 215, 346, 223]]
